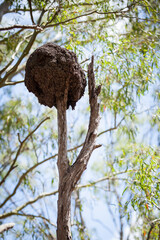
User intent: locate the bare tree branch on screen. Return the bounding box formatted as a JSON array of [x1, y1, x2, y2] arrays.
[[0, 1, 11, 22], [5, 1, 118, 13], [0, 116, 124, 212], [45, 1, 61, 26], [0, 190, 58, 219], [0, 223, 15, 234], [0, 117, 50, 188], [147, 223, 154, 240], [70, 56, 101, 186], [98, 117, 125, 137], [0, 25, 43, 31], [0, 9, 45, 87], [3, 80, 24, 86], [7, 63, 26, 81], [149, 218, 160, 224], [76, 170, 136, 189], [15, 213, 56, 228], [0, 170, 132, 220], [43, 2, 139, 29], [113, 187, 124, 240], [0, 33, 32, 77], [28, 0, 35, 24], [44, 10, 96, 28]]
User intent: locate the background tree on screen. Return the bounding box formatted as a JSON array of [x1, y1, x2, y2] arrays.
[[0, 0, 159, 239]]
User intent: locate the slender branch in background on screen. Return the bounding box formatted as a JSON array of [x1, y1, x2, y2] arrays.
[[3, 80, 24, 86], [0, 2, 156, 88], [45, 1, 61, 26], [0, 1, 11, 22], [0, 111, 125, 213], [106, 196, 118, 230], [2, 185, 20, 209], [151, 202, 160, 211], [0, 29, 37, 86], [0, 223, 15, 234], [80, 58, 90, 64], [0, 25, 43, 31], [0, 9, 45, 87], [74, 190, 86, 237], [0, 190, 58, 219], [7, 0, 132, 13], [45, 10, 96, 28], [0, 117, 50, 187], [0, 117, 50, 208], [28, 0, 35, 24], [114, 187, 124, 240], [46, 12, 159, 29], [149, 218, 160, 225], [2, 0, 137, 31], [120, 15, 160, 23], [15, 213, 56, 227], [76, 170, 136, 189], [62, 117, 124, 153], [98, 117, 125, 137], [0, 29, 24, 43], [0, 170, 131, 220], [44, 2, 139, 29], [7, 63, 26, 81], [147, 223, 154, 240], [0, 117, 124, 206], [0, 33, 32, 76]]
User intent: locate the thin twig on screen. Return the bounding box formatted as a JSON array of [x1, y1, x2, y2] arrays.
[[3, 80, 24, 86], [0, 33, 32, 77], [0, 116, 123, 210], [43, 2, 139, 29], [98, 117, 125, 137], [0, 190, 58, 219], [149, 218, 160, 224], [0, 117, 50, 187], [0, 9, 45, 87], [76, 169, 136, 189], [0, 25, 43, 31], [0, 170, 133, 220], [147, 223, 154, 240], [28, 0, 35, 24], [16, 213, 56, 227], [80, 58, 90, 64], [44, 10, 97, 28]]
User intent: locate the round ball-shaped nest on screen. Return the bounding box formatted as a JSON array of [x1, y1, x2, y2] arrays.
[[24, 43, 86, 109]]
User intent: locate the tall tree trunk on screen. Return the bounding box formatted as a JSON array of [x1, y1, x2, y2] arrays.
[[56, 98, 72, 240], [56, 57, 101, 240], [57, 181, 72, 240]]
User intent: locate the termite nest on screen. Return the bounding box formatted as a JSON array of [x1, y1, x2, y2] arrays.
[[25, 43, 86, 109]]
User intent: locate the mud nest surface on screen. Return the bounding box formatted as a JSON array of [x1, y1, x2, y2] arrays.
[[24, 43, 86, 109]]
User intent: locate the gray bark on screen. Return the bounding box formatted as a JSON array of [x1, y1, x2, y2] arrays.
[[57, 97, 72, 240], [56, 57, 101, 240]]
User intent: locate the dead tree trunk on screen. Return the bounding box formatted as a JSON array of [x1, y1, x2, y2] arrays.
[[56, 97, 72, 240], [56, 57, 101, 240]]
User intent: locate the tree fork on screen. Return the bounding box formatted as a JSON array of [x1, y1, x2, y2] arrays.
[[56, 57, 101, 240]]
